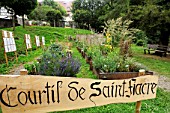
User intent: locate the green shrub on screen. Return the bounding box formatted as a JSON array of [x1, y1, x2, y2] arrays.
[[136, 39, 145, 46], [24, 62, 39, 75], [38, 52, 81, 77], [25, 43, 81, 77], [134, 31, 148, 46]]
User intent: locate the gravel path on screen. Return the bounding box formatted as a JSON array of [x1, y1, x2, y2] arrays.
[[8, 64, 25, 75], [158, 75, 170, 91], [8, 56, 40, 75]]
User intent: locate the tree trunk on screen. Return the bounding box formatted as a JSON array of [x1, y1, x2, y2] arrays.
[[54, 20, 56, 27], [12, 14, 16, 31], [127, 0, 130, 14], [160, 30, 169, 46], [22, 15, 25, 28]]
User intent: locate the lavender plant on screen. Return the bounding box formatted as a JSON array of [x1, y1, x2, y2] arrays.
[[37, 43, 81, 77]]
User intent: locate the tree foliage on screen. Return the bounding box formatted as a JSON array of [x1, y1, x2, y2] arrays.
[[46, 10, 62, 27], [72, 0, 105, 31], [28, 0, 66, 27], [43, 0, 66, 15], [0, 0, 37, 28], [72, 0, 170, 45], [29, 5, 54, 21]]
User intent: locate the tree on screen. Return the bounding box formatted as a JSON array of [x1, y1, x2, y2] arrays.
[[29, 0, 66, 27], [43, 0, 55, 8], [127, 0, 170, 45], [46, 10, 62, 27], [101, 0, 170, 45], [0, 0, 37, 29], [72, 0, 106, 31], [28, 5, 54, 21], [43, 0, 66, 15], [73, 9, 91, 29]]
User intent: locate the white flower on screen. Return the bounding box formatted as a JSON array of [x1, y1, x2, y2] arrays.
[[125, 65, 129, 68]]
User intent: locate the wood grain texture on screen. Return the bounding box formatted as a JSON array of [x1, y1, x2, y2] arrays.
[[0, 75, 158, 113]]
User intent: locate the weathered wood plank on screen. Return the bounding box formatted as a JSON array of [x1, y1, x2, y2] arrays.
[[0, 75, 158, 113]]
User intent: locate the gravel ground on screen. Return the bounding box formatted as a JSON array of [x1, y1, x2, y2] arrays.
[[158, 75, 170, 91]]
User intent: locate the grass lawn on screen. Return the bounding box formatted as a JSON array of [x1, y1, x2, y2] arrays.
[[54, 44, 170, 113], [0, 26, 170, 113], [132, 45, 170, 78], [0, 26, 91, 74]]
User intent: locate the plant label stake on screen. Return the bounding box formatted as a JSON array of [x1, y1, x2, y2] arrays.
[[24, 34, 32, 56], [2, 30, 18, 66], [41, 36, 45, 48], [35, 35, 40, 49]]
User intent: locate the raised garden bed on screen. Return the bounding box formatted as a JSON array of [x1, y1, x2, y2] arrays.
[[93, 68, 153, 80]]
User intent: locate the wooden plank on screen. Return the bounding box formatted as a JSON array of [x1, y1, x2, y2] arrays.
[[136, 101, 142, 113], [14, 51, 18, 62], [0, 75, 158, 113], [2, 30, 9, 66], [20, 69, 28, 75], [24, 34, 28, 56], [35, 36, 40, 49], [4, 52, 8, 66]]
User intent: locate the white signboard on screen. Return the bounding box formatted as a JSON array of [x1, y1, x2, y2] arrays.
[[25, 34, 32, 49], [42, 36, 45, 46], [35, 36, 40, 47], [3, 37, 16, 52], [0, 75, 158, 113]]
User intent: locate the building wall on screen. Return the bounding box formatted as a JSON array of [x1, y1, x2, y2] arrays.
[[0, 7, 13, 28], [0, 18, 13, 28], [57, 1, 74, 27]]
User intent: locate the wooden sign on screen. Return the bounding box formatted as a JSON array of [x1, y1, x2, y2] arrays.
[[35, 36, 40, 47], [41, 36, 45, 46], [25, 34, 32, 49], [3, 31, 16, 53], [0, 75, 158, 113], [1, 30, 18, 66], [24, 34, 32, 56]]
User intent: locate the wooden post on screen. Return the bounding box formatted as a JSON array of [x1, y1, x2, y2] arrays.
[[2, 30, 8, 66], [35, 36, 37, 50], [4, 52, 8, 66], [24, 34, 28, 56], [136, 101, 142, 113], [20, 69, 28, 75], [15, 51, 18, 62], [135, 70, 145, 113]]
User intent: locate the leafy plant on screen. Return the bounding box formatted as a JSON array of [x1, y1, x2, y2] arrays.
[[24, 61, 39, 75], [104, 17, 140, 58], [35, 43, 81, 77], [38, 51, 81, 77], [136, 39, 145, 46], [86, 46, 94, 58]]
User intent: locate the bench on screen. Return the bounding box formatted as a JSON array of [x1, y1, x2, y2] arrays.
[[155, 45, 168, 57], [144, 44, 158, 54], [168, 47, 170, 53]]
